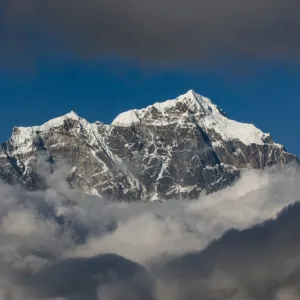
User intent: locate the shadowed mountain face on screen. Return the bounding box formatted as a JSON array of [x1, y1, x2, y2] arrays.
[[31, 254, 153, 300], [158, 202, 300, 300], [0, 90, 298, 201]]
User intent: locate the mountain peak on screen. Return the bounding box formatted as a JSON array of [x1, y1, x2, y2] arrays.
[[112, 90, 275, 147], [111, 90, 212, 127], [177, 89, 208, 104], [65, 110, 80, 119], [1, 91, 297, 201], [9, 110, 85, 148], [11, 90, 273, 149], [176, 90, 216, 113], [183, 89, 197, 98]]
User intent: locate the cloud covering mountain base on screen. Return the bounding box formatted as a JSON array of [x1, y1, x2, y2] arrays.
[[0, 162, 299, 299]]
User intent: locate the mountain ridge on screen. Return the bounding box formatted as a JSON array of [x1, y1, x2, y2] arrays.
[[0, 90, 298, 201]]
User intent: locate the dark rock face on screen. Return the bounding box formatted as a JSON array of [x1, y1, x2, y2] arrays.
[[0, 91, 298, 201]]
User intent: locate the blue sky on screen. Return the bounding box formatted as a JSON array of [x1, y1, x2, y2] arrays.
[[0, 59, 299, 156], [1, 1, 299, 156]]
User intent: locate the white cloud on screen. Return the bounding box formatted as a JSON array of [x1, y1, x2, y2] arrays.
[[0, 162, 299, 299]]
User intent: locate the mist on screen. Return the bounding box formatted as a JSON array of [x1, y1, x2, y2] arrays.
[[0, 161, 299, 299]]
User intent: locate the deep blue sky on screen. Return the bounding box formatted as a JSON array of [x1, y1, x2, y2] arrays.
[[0, 59, 299, 156], [1, 0, 300, 157]]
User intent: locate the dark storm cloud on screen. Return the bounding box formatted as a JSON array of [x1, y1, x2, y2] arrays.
[[1, 0, 300, 66]]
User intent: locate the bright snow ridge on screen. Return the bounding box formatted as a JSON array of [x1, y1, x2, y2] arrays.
[[10, 90, 275, 147], [111, 90, 271, 146], [10, 111, 93, 151]]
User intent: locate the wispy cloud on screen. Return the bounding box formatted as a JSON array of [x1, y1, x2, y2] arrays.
[[0, 161, 299, 299]]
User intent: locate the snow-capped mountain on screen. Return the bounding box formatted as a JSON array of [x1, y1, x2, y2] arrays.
[[0, 90, 298, 201]]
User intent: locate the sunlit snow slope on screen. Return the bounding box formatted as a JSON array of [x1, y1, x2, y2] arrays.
[[0, 91, 297, 201]]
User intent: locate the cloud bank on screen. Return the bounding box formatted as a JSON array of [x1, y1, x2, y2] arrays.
[[1, 0, 300, 67], [0, 162, 299, 299]]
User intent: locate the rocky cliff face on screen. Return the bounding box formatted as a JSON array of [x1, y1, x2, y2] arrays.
[[0, 90, 297, 201]]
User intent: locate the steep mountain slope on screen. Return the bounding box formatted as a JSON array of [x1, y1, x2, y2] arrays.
[[0, 90, 297, 201]]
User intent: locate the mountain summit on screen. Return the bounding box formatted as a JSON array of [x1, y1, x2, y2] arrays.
[[0, 91, 298, 201], [112, 90, 271, 146]]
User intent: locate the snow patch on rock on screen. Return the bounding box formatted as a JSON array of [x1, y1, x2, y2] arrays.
[[112, 90, 273, 146]]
